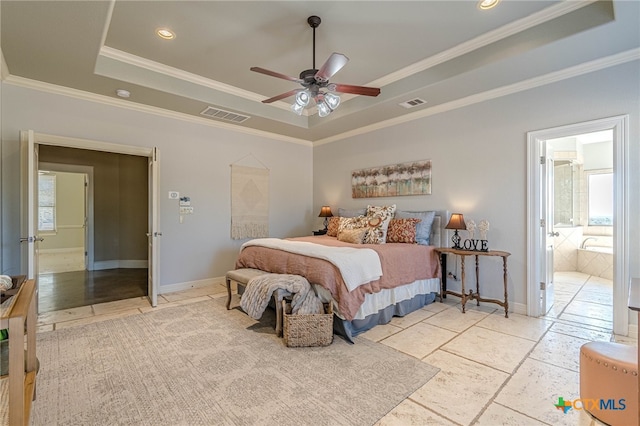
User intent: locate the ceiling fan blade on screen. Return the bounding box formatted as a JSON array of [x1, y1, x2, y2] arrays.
[[261, 89, 301, 104], [315, 53, 349, 82], [250, 67, 302, 83], [331, 84, 381, 97]]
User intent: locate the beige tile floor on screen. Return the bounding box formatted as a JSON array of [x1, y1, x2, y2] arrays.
[[34, 271, 635, 425]]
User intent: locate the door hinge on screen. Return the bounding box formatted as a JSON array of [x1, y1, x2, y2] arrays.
[[540, 156, 545, 164], [540, 282, 546, 290], [540, 219, 546, 228]]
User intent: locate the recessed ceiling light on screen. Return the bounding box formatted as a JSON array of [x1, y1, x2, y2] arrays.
[[478, 0, 500, 10], [156, 28, 175, 40], [116, 89, 130, 98]]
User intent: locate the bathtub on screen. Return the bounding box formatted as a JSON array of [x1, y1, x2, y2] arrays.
[[582, 246, 613, 254], [577, 247, 613, 280]]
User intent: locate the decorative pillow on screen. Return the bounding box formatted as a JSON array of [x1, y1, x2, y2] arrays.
[[338, 207, 367, 218], [395, 210, 436, 245], [363, 204, 396, 244], [337, 227, 368, 244], [386, 218, 422, 243], [326, 216, 341, 237], [338, 216, 369, 233]]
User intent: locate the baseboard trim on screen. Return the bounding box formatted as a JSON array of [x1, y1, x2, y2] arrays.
[[39, 247, 84, 254], [94, 260, 148, 270], [159, 276, 225, 294]]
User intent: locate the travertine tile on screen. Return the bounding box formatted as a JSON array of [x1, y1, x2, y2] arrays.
[[424, 306, 488, 332], [475, 403, 547, 425], [442, 327, 536, 373], [477, 311, 553, 341], [376, 400, 456, 425], [37, 305, 93, 326], [161, 285, 222, 301], [390, 308, 437, 328], [555, 271, 590, 285], [381, 322, 457, 359], [613, 334, 638, 345], [558, 312, 612, 330], [549, 322, 612, 342], [529, 331, 591, 372], [92, 296, 151, 315], [138, 296, 212, 313], [423, 300, 456, 313], [495, 358, 593, 425], [563, 300, 612, 322], [361, 323, 403, 342], [412, 350, 508, 425], [55, 308, 142, 329]]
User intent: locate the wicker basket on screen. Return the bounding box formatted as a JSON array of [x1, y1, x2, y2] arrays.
[[282, 300, 334, 347]]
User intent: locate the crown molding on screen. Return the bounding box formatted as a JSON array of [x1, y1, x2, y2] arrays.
[[4, 75, 312, 147], [367, 0, 598, 88], [314, 48, 640, 146], [0, 49, 9, 81]]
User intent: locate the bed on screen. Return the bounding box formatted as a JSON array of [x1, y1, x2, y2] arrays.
[[234, 209, 448, 342]]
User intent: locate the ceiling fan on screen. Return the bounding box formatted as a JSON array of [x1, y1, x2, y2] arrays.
[[250, 15, 381, 116]]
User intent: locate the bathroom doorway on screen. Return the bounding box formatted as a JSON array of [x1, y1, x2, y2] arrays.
[[527, 115, 629, 336], [546, 130, 614, 331]]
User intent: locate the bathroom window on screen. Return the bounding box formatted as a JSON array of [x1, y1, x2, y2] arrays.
[[38, 173, 56, 232], [587, 171, 613, 226]]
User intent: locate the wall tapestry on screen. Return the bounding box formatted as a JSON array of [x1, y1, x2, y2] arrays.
[[352, 160, 432, 198], [231, 165, 269, 239]]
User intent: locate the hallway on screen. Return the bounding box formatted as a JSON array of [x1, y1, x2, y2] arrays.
[[38, 268, 147, 313]]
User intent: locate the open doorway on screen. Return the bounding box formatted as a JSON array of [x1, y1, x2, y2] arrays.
[[527, 115, 629, 336], [28, 143, 152, 312], [545, 131, 614, 330]]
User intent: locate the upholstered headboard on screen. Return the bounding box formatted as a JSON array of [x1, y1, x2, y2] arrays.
[[430, 210, 450, 248]]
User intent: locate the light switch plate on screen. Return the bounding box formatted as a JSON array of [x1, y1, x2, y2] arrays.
[[168, 191, 179, 199]]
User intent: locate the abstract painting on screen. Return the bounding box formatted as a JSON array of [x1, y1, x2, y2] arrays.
[[352, 160, 431, 198]]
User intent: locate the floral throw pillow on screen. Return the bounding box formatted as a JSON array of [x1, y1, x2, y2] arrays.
[[326, 216, 341, 237], [386, 218, 422, 243], [363, 204, 396, 244]]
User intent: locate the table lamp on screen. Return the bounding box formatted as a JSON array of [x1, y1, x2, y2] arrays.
[[445, 213, 466, 249], [318, 206, 333, 232]]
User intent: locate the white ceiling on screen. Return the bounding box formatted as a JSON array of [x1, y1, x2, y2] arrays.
[[1, 1, 638, 144]]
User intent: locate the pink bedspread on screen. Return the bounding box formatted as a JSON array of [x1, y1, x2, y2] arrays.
[[235, 235, 441, 320]]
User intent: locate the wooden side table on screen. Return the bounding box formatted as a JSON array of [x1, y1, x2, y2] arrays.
[[435, 248, 510, 317]]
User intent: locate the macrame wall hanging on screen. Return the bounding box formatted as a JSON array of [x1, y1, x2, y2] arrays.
[[230, 154, 270, 240]]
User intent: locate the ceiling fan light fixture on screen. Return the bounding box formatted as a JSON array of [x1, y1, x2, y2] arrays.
[[291, 102, 305, 115], [295, 90, 311, 107], [324, 92, 341, 110], [317, 100, 331, 117]]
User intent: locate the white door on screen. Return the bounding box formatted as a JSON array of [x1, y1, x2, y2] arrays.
[[19, 131, 42, 302], [147, 147, 160, 307], [541, 145, 556, 314]]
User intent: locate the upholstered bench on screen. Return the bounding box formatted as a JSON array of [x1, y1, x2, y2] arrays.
[[580, 341, 638, 426], [225, 268, 287, 336]]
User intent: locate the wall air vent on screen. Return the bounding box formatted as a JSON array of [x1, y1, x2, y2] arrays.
[[398, 98, 427, 109], [200, 106, 250, 123]]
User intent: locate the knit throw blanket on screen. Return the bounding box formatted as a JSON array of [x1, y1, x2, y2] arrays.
[[240, 274, 324, 320]]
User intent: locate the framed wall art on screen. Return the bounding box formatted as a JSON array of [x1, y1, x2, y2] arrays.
[[351, 160, 432, 198]]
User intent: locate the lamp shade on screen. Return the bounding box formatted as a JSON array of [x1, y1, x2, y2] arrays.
[[318, 206, 333, 218], [317, 100, 331, 117], [445, 213, 466, 230]]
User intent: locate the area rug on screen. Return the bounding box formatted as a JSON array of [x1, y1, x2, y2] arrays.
[[31, 297, 439, 425]]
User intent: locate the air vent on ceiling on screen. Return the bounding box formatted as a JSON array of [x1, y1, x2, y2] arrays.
[[200, 106, 250, 123], [398, 98, 427, 109]]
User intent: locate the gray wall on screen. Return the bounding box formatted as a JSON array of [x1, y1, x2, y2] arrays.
[[38, 146, 148, 262], [313, 60, 640, 309], [1, 84, 313, 288]]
